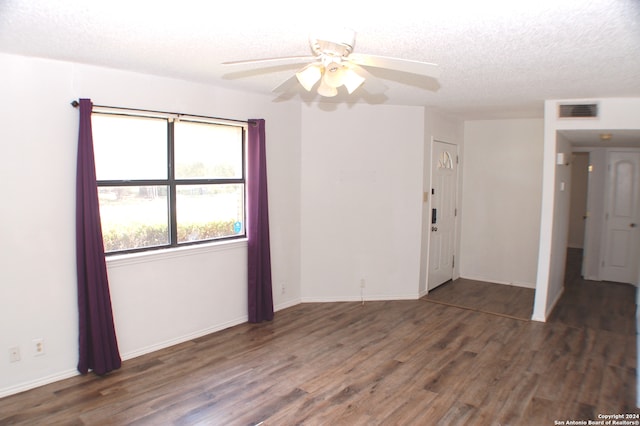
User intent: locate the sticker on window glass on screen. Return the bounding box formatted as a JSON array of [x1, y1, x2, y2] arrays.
[[234, 221, 243, 234]]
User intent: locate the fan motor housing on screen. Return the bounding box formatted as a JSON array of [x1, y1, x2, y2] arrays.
[[311, 39, 353, 58], [309, 28, 356, 58]]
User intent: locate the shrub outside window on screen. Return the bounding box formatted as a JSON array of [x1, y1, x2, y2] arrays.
[[92, 111, 246, 254]]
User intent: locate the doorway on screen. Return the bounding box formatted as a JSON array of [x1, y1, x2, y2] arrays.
[[428, 140, 459, 290], [568, 152, 589, 275], [568, 153, 589, 251], [571, 148, 640, 285], [601, 151, 640, 283]]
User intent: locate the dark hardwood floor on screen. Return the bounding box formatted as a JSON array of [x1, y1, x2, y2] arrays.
[[1, 249, 638, 425], [548, 248, 638, 334]]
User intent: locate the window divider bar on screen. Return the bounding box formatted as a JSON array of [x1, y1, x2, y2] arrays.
[[168, 120, 178, 247], [174, 179, 245, 185], [97, 179, 244, 186], [97, 180, 168, 186]]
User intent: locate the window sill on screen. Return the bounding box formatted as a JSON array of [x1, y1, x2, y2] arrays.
[[106, 238, 248, 269]]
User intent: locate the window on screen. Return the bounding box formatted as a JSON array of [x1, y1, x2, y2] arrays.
[[437, 150, 454, 169], [92, 110, 246, 254]]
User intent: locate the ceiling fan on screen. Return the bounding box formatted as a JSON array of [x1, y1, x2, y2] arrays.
[[222, 28, 440, 98]]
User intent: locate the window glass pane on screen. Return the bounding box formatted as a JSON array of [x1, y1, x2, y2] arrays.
[[174, 121, 243, 179], [93, 114, 167, 180], [176, 184, 245, 243], [98, 186, 169, 252]]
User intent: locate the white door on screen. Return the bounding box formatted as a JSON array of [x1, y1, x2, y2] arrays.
[[428, 141, 458, 290], [601, 151, 640, 284]]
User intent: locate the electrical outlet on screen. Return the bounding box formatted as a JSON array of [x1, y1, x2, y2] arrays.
[[9, 346, 20, 363], [33, 338, 44, 356], [281, 282, 286, 294]]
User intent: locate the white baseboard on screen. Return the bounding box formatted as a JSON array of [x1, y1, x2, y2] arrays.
[[300, 293, 420, 303], [0, 300, 309, 399], [274, 298, 302, 312], [532, 286, 565, 323], [121, 315, 249, 361], [458, 275, 536, 289], [0, 368, 79, 399]]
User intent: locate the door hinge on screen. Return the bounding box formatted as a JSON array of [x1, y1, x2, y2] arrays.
[[452, 255, 455, 268], [454, 208, 457, 217], [456, 155, 459, 164]]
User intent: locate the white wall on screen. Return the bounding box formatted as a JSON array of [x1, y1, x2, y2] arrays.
[[533, 98, 640, 321], [300, 103, 425, 301], [0, 53, 302, 396], [545, 132, 573, 313], [459, 119, 544, 288]]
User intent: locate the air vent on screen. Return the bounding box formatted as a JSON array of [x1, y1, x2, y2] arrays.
[[558, 103, 598, 118]]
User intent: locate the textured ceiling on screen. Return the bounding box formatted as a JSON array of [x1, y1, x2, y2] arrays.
[[1, 0, 639, 120]]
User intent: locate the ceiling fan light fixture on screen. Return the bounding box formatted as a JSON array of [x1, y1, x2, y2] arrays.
[[295, 64, 322, 91], [224, 29, 439, 99], [342, 67, 365, 94], [323, 61, 345, 89], [317, 78, 338, 97]]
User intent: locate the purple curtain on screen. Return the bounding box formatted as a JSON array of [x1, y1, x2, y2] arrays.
[[76, 98, 122, 375], [247, 119, 274, 323]]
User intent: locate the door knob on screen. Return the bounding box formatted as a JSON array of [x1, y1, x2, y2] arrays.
[[631, 223, 637, 228]]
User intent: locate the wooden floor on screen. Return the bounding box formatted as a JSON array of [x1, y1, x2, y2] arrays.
[[548, 248, 638, 334], [1, 250, 638, 425], [425, 278, 535, 320]]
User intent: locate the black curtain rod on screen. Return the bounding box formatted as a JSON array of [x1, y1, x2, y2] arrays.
[[69, 100, 254, 125]]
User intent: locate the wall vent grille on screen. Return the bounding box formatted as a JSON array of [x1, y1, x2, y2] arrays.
[[558, 103, 599, 118]]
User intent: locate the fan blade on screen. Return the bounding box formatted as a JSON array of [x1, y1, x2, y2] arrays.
[[348, 53, 440, 79], [348, 63, 388, 94], [272, 75, 300, 93], [222, 55, 315, 67]]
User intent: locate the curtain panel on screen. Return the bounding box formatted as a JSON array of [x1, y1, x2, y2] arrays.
[[76, 98, 122, 375], [247, 119, 274, 323]]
